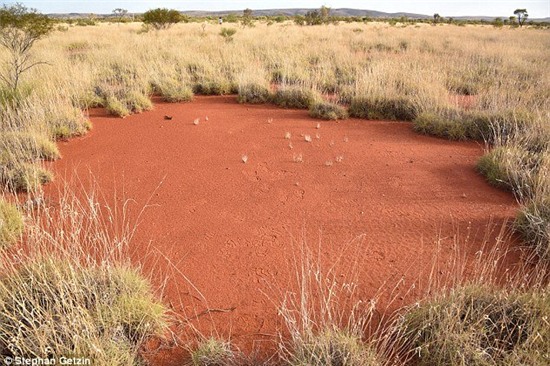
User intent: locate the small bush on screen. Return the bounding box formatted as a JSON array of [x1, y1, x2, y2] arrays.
[[272, 87, 320, 109], [309, 102, 348, 120], [237, 83, 271, 104], [349, 96, 417, 121], [397, 285, 550, 366], [191, 337, 234, 366], [219, 27, 237, 42], [0, 200, 23, 248]]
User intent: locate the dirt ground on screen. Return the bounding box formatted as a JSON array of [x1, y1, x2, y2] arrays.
[[45, 96, 518, 364]]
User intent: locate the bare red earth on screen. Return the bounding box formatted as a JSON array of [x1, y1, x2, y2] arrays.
[[45, 96, 517, 364]]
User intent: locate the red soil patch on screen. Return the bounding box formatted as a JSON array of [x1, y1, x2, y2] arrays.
[[45, 96, 518, 364]]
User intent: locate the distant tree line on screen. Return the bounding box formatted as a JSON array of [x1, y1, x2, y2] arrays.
[[47, 6, 547, 29]]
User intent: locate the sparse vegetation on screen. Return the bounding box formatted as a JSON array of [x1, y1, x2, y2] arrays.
[[0, 13, 548, 365]]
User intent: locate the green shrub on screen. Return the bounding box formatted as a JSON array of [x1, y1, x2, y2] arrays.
[[309, 102, 348, 120], [142, 8, 183, 30], [237, 83, 271, 104], [219, 27, 237, 42], [398, 285, 550, 366], [272, 87, 320, 109], [0, 259, 168, 364], [349, 96, 417, 121], [0, 200, 23, 248], [191, 337, 234, 366]]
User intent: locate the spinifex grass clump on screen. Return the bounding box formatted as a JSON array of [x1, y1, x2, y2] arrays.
[[349, 96, 417, 121], [397, 284, 550, 366], [309, 101, 348, 120], [190, 337, 235, 366], [0, 160, 53, 192], [516, 195, 550, 261], [154, 79, 194, 103], [0, 259, 168, 363], [193, 78, 237, 96], [46, 105, 92, 140], [94, 62, 152, 117], [237, 83, 271, 104], [0, 187, 170, 365], [288, 327, 382, 366], [278, 241, 386, 366], [0, 199, 23, 248], [0, 132, 59, 161], [272, 87, 320, 109]]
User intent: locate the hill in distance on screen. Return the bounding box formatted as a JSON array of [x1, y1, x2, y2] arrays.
[[48, 8, 550, 22]]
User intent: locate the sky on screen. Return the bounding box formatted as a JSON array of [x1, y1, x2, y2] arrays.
[[3, 1, 549, 18]]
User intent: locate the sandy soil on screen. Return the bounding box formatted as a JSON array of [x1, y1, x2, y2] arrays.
[[45, 96, 518, 364]]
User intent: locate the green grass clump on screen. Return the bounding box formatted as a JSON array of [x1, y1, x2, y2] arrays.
[[413, 112, 472, 140], [309, 102, 349, 120], [160, 85, 194, 103], [349, 96, 417, 121], [272, 87, 320, 109], [516, 196, 550, 261], [397, 284, 550, 366], [237, 83, 271, 104], [105, 95, 131, 117], [0, 259, 169, 364], [193, 80, 237, 96], [104, 92, 152, 118], [0, 200, 23, 248], [0, 132, 60, 161], [0, 163, 53, 192], [191, 337, 234, 366], [47, 107, 92, 139], [476, 146, 539, 195], [289, 327, 381, 366], [152, 79, 194, 103]]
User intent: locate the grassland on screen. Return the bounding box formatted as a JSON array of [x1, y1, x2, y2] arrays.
[[0, 18, 549, 365]]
